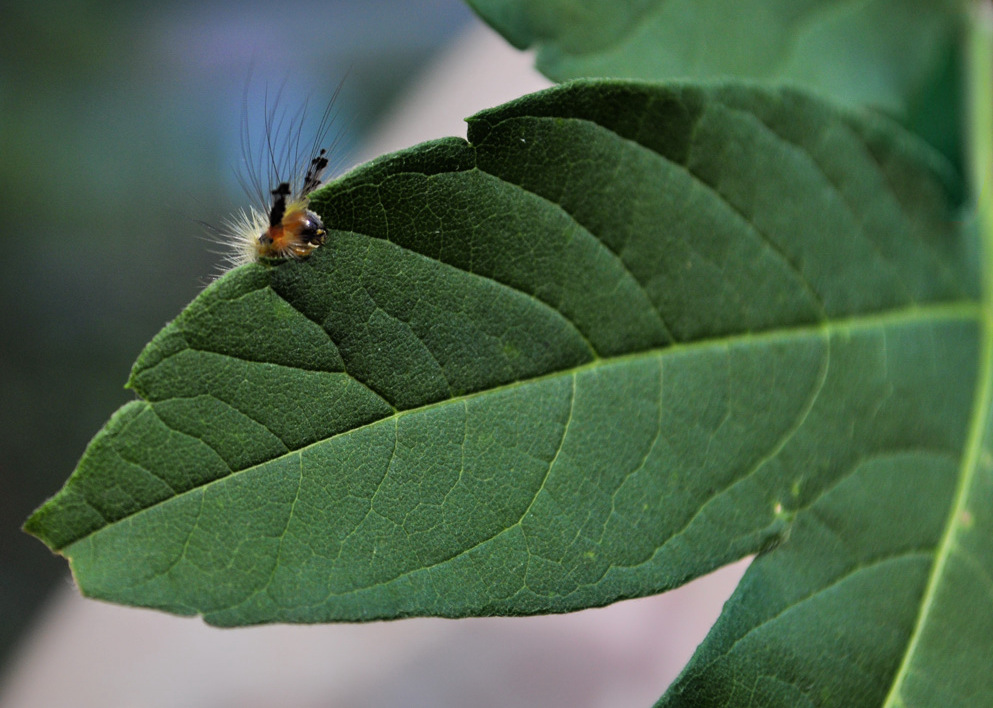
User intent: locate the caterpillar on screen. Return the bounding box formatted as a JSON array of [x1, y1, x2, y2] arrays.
[[216, 82, 344, 271]]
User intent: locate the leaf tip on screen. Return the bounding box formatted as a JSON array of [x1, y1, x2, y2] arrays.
[[22, 500, 60, 552]]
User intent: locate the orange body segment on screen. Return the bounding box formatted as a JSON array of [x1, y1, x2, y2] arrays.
[[257, 206, 327, 259]]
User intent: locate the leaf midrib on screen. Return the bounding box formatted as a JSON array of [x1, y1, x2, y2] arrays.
[[60, 299, 982, 553], [884, 295, 993, 708]]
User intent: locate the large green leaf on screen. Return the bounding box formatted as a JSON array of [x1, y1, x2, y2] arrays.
[[26, 80, 990, 702], [465, 0, 964, 162]]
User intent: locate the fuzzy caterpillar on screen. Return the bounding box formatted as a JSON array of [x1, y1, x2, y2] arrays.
[[214, 82, 344, 271]]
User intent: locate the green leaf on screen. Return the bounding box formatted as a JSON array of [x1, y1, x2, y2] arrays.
[[25, 79, 988, 701], [465, 0, 964, 162], [660, 12, 993, 704]]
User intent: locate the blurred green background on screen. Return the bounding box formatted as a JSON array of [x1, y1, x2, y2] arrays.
[[0, 0, 473, 676]]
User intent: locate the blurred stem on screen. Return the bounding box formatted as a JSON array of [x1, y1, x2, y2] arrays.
[[971, 0, 993, 283]]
